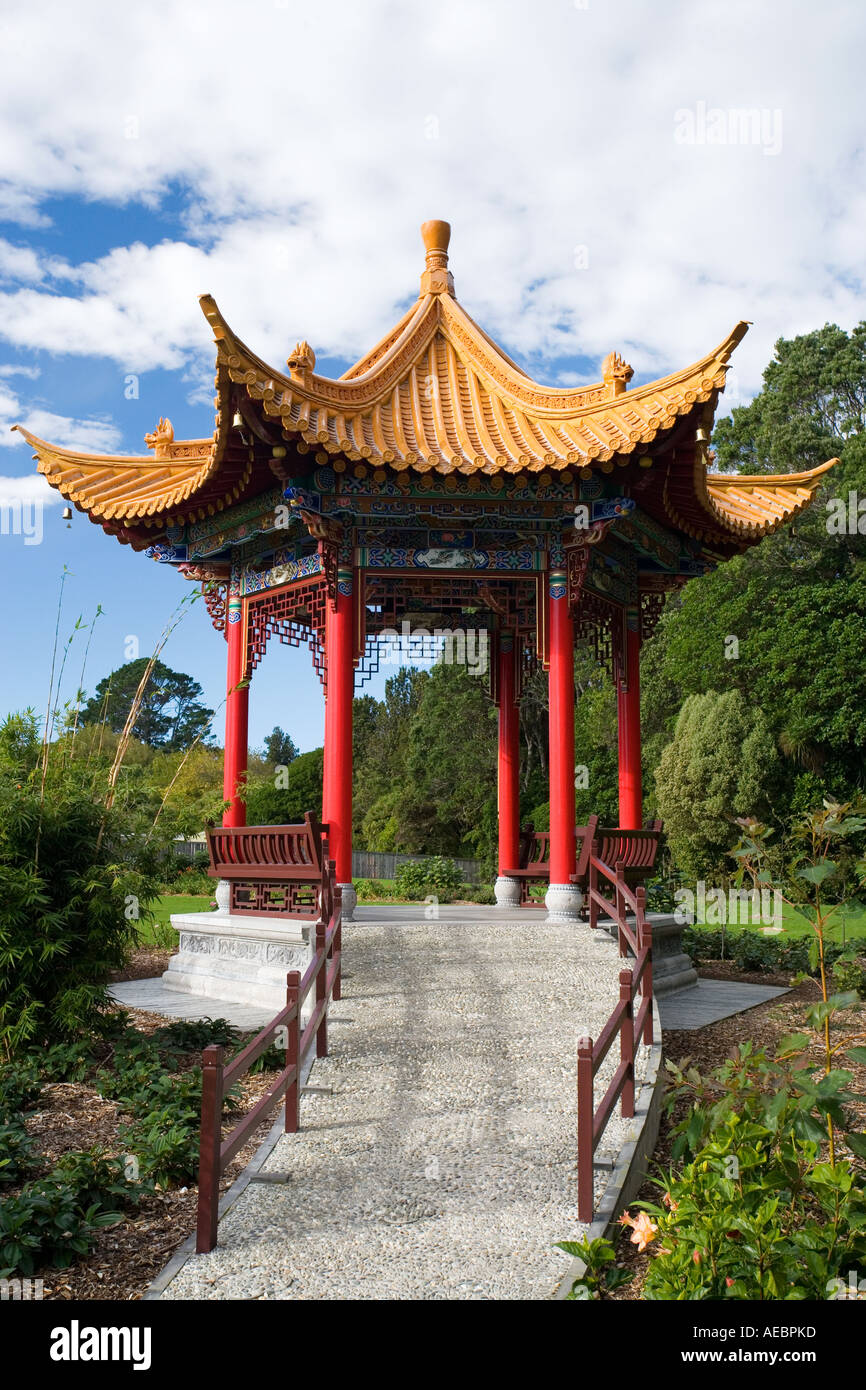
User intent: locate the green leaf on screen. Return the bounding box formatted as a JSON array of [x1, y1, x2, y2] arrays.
[[797, 863, 837, 884]]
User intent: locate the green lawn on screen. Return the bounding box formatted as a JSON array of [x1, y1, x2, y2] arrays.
[[692, 900, 866, 942], [137, 893, 213, 946]]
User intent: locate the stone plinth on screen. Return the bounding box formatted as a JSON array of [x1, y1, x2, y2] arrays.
[[162, 906, 315, 1012], [646, 915, 698, 995], [494, 875, 522, 908], [594, 911, 697, 996]]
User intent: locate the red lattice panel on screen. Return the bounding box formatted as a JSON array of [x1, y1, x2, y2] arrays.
[[575, 592, 626, 685], [246, 578, 329, 686], [230, 879, 320, 918], [363, 574, 538, 639]]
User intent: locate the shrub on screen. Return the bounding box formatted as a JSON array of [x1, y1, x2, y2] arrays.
[[353, 878, 397, 902], [0, 778, 166, 1057], [463, 883, 496, 904], [394, 857, 463, 901], [150, 1017, 240, 1052], [636, 1040, 866, 1300], [832, 954, 866, 999], [0, 1149, 139, 1278], [654, 690, 781, 881], [0, 1122, 39, 1187], [682, 926, 866, 977], [0, 1059, 42, 1119], [118, 1069, 209, 1187]]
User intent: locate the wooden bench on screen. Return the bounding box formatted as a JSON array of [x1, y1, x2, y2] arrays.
[[504, 816, 599, 906], [581, 821, 663, 923], [583, 821, 662, 892], [205, 811, 330, 918], [503, 817, 663, 909]]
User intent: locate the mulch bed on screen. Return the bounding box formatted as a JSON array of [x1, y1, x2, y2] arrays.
[[18, 994, 286, 1302]]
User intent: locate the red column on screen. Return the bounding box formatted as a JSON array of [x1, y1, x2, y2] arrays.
[[617, 615, 643, 830], [497, 634, 520, 874], [548, 568, 576, 885], [322, 567, 354, 884], [222, 592, 249, 827]]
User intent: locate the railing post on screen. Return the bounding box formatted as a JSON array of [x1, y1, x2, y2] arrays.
[[577, 1035, 594, 1224], [615, 860, 626, 955], [638, 889, 653, 1045], [285, 970, 300, 1134], [589, 842, 599, 930], [316, 918, 328, 1059], [196, 1044, 225, 1254], [619, 969, 635, 1119], [333, 883, 343, 1002]]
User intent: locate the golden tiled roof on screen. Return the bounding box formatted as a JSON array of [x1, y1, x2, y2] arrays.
[[704, 463, 838, 536], [202, 219, 749, 477], [13, 220, 838, 545]]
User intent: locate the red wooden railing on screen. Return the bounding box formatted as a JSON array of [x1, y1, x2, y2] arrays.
[[195, 868, 342, 1253], [577, 846, 653, 1222]]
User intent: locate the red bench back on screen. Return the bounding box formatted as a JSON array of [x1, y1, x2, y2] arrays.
[[594, 824, 661, 875], [518, 815, 599, 873], [206, 812, 324, 882]]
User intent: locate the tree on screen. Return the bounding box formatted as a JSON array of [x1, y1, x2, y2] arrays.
[[642, 322, 866, 807], [81, 659, 214, 751], [654, 690, 781, 883], [399, 662, 497, 860], [262, 726, 298, 767], [244, 748, 324, 826]]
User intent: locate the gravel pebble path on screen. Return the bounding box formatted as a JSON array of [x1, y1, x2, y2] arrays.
[[162, 913, 652, 1301]]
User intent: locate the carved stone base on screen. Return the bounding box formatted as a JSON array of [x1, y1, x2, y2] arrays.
[[494, 876, 522, 908], [545, 882, 584, 922], [339, 883, 357, 921], [646, 915, 699, 995], [593, 912, 698, 996], [162, 907, 315, 1012]]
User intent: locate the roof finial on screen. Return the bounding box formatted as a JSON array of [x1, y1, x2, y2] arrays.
[[420, 220, 454, 296], [602, 351, 634, 397]]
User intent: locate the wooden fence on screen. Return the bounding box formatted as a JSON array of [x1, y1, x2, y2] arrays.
[[195, 872, 342, 1253], [577, 846, 653, 1223]]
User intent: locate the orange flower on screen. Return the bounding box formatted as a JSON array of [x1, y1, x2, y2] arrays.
[[726, 1277, 735, 1287], [620, 1210, 658, 1252], [662, 1191, 680, 1211], [692, 1249, 702, 1264]]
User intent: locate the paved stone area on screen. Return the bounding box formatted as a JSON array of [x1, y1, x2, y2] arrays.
[[160, 911, 652, 1301], [658, 979, 788, 1030], [110, 979, 276, 1031]]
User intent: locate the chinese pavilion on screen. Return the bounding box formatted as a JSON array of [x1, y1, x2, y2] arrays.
[[17, 221, 835, 923]]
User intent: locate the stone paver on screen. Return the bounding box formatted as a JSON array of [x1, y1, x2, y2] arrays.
[[110, 979, 276, 1032], [658, 979, 788, 1030], [160, 912, 652, 1301]]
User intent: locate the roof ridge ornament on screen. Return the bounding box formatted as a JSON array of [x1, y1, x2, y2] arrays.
[[287, 340, 316, 385], [144, 417, 174, 456], [420, 220, 454, 297], [602, 352, 634, 397]]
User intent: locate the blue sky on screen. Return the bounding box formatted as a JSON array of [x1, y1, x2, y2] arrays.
[[1, 0, 864, 752]]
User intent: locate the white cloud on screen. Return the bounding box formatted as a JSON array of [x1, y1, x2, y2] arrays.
[[0, 374, 122, 454], [0, 0, 862, 402], [0, 473, 58, 507], [0, 363, 40, 380]]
